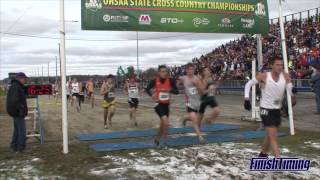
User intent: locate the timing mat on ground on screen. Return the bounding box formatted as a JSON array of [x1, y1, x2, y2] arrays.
[[90, 130, 286, 152], [76, 123, 240, 141]]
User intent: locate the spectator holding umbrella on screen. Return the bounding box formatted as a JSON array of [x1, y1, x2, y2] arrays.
[[6, 72, 28, 153]]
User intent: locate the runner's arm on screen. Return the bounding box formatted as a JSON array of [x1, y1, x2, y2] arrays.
[[145, 79, 155, 97], [100, 84, 109, 95], [138, 83, 144, 96], [176, 76, 183, 86], [194, 77, 206, 95], [100, 84, 105, 95], [216, 73, 226, 88], [123, 82, 128, 95], [284, 73, 294, 97], [244, 72, 265, 100], [170, 78, 179, 95], [85, 83, 89, 91]]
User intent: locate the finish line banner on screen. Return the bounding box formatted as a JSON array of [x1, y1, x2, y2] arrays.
[[81, 0, 269, 35]]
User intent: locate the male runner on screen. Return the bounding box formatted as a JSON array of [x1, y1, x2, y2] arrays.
[[71, 78, 81, 112], [100, 74, 116, 129], [145, 65, 179, 146], [66, 80, 72, 105], [244, 56, 295, 157], [86, 78, 95, 108], [179, 63, 206, 143], [123, 75, 141, 127], [198, 67, 221, 125], [78, 82, 86, 110], [53, 81, 60, 103]]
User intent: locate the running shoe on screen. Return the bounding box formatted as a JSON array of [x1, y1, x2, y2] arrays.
[[258, 152, 269, 157], [154, 137, 160, 146], [198, 136, 206, 144]]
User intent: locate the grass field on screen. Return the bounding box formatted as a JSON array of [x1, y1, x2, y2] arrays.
[[0, 90, 6, 96]]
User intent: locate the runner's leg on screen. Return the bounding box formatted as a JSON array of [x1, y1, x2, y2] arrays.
[[189, 112, 204, 142], [181, 114, 191, 127], [198, 113, 204, 128], [71, 95, 75, 107], [78, 95, 81, 111], [160, 116, 169, 143], [104, 108, 108, 129], [132, 107, 138, 126], [108, 105, 115, 127], [91, 94, 94, 108], [154, 119, 163, 145], [129, 107, 133, 120], [261, 136, 270, 154], [265, 127, 280, 157], [76, 95, 80, 112], [208, 107, 220, 124]]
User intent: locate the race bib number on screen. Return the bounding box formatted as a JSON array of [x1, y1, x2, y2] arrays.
[[129, 88, 138, 96], [208, 85, 216, 96], [72, 87, 78, 92], [274, 99, 281, 105], [159, 92, 170, 101], [108, 92, 115, 98], [260, 109, 269, 116], [188, 87, 198, 95]]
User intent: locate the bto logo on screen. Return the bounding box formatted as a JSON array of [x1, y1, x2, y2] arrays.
[[160, 18, 184, 24]]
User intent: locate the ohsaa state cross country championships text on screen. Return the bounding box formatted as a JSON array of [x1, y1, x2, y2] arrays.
[[103, 0, 256, 12]]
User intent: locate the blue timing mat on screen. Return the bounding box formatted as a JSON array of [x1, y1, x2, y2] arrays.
[[90, 131, 286, 152], [76, 123, 240, 141]]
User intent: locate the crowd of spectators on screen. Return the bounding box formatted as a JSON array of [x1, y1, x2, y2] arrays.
[[165, 15, 320, 81]]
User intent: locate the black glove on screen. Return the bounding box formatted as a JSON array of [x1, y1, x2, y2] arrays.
[[244, 100, 251, 111], [292, 87, 297, 94]]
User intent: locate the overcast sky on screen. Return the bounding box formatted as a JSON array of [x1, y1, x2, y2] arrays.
[[0, 0, 319, 80]]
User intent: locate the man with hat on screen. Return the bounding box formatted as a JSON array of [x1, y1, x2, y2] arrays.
[[6, 72, 28, 153]]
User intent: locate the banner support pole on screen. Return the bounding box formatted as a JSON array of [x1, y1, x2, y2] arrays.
[[60, 0, 69, 153], [279, 0, 295, 135], [136, 31, 139, 78], [251, 58, 256, 119]]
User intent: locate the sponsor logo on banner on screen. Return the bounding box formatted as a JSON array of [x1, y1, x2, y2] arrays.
[[255, 3, 266, 17], [103, 14, 129, 23], [85, 0, 102, 11], [139, 15, 152, 25], [250, 157, 311, 171], [241, 18, 255, 28], [192, 17, 210, 28], [218, 17, 234, 28], [160, 18, 184, 24]]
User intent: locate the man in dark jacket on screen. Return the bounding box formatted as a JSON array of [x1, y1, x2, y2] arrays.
[[6, 72, 28, 152]]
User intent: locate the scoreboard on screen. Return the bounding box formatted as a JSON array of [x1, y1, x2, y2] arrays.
[[25, 85, 52, 95]]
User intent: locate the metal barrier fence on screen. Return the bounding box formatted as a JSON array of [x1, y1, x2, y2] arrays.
[[141, 79, 311, 90], [220, 79, 311, 88], [217, 79, 312, 93]]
